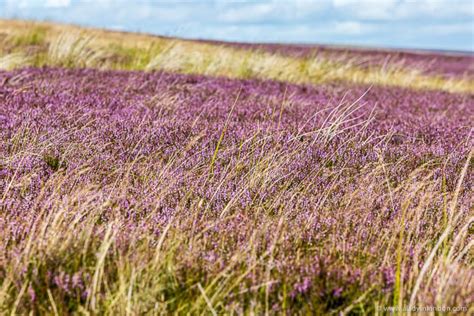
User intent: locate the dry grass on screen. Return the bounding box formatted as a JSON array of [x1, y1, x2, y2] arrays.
[[0, 19, 473, 93], [1, 123, 471, 314], [0, 53, 30, 70], [47, 32, 108, 68]]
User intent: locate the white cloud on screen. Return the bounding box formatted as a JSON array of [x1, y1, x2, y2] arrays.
[[332, 0, 473, 20], [45, 0, 71, 8], [333, 0, 397, 19], [218, 3, 275, 23], [5, 0, 41, 9], [333, 21, 375, 35], [395, 0, 474, 19], [5, 0, 71, 9], [217, 0, 329, 23]]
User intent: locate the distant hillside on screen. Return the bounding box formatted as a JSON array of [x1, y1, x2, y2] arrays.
[[0, 19, 473, 93]]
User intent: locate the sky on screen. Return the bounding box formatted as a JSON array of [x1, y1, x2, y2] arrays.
[[0, 0, 473, 52]]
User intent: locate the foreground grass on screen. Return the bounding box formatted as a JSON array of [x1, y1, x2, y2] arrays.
[[0, 68, 472, 314], [0, 19, 473, 94]]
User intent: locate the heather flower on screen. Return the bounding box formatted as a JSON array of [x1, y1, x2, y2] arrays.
[[382, 267, 396, 292], [28, 285, 36, 303], [333, 287, 343, 298]]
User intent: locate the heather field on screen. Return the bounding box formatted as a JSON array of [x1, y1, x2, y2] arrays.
[[0, 21, 473, 315]]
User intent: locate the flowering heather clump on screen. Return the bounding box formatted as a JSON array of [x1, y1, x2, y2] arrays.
[[0, 67, 472, 314]]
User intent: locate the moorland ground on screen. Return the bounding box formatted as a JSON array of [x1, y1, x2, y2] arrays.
[[0, 20, 473, 314]]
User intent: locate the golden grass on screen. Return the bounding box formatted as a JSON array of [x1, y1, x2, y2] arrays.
[[1, 126, 471, 314], [0, 19, 473, 94], [0, 53, 30, 70], [47, 32, 108, 68]]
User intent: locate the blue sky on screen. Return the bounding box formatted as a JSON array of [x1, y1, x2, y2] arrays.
[[1, 0, 473, 51]]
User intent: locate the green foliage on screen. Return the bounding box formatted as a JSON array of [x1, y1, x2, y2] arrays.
[[11, 26, 47, 46], [43, 154, 66, 171]]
